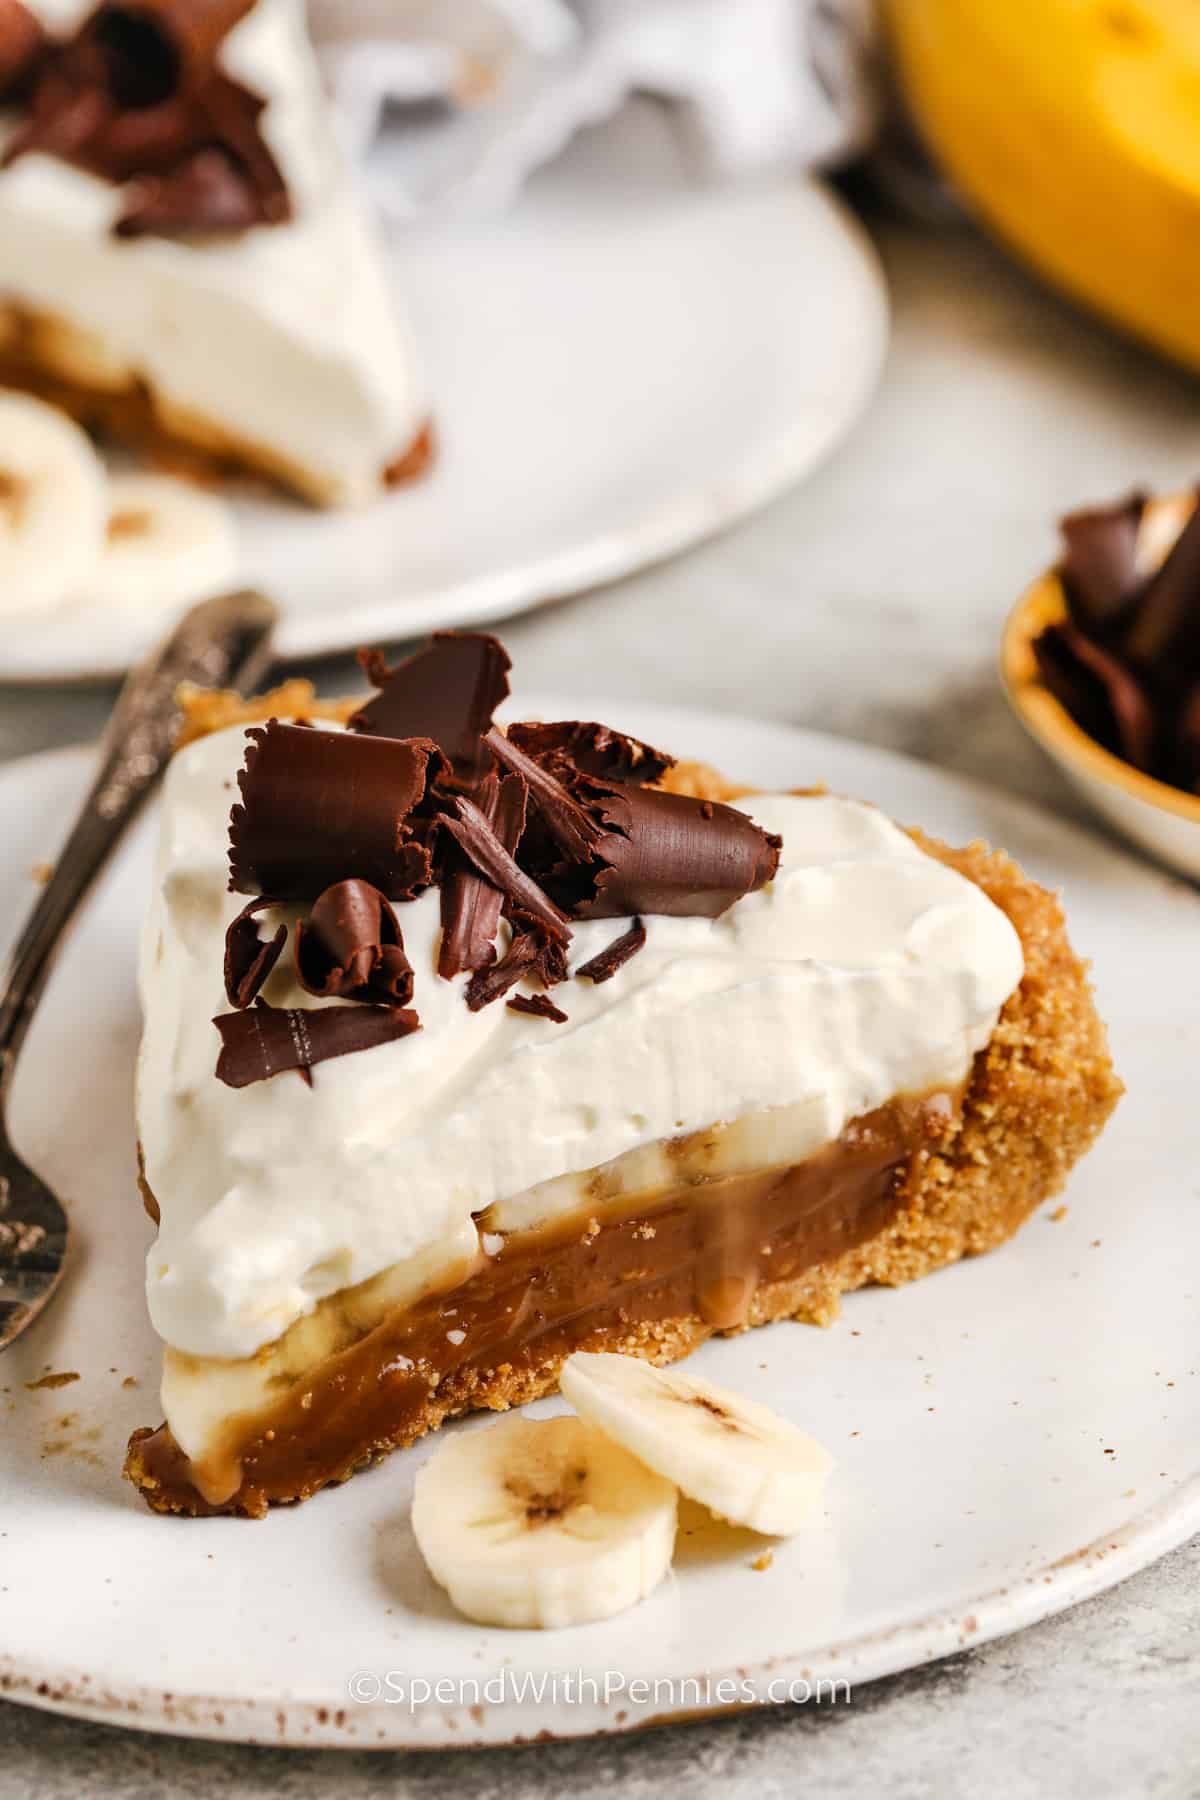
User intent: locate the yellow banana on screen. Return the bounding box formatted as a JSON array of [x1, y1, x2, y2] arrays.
[[885, 0, 1200, 370]]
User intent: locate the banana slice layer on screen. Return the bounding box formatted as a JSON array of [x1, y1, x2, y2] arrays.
[[561, 1351, 833, 1537]]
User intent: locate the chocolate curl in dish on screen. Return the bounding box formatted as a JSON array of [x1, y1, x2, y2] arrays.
[[214, 1000, 420, 1089], [438, 771, 528, 979], [1174, 685, 1200, 793], [223, 895, 286, 1009], [295, 880, 414, 1006], [351, 633, 511, 784], [505, 720, 674, 786], [1033, 620, 1158, 773], [1120, 497, 1200, 679], [0, 0, 44, 102], [228, 722, 439, 903], [1059, 493, 1146, 636]]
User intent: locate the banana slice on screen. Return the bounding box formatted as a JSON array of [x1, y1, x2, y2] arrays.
[[561, 1352, 832, 1536], [0, 391, 107, 615], [87, 474, 238, 611], [411, 1414, 678, 1629]]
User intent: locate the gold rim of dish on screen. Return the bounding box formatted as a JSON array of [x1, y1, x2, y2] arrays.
[[1000, 492, 1200, 828]]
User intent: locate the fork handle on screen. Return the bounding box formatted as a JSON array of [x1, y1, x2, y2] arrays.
[[0, 590, 277, 1093]]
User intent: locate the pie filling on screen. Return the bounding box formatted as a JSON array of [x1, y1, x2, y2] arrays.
[[127, 1090, 956, 1516]]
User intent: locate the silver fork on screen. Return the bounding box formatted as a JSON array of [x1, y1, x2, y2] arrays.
[[0, 589, 277, 1350]]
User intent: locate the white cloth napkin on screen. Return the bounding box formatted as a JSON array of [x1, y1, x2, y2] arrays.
[[307, 0, 880, 218]]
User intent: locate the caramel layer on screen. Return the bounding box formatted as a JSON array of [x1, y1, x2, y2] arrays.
[[0, 301, 433, 507], [125, 1094, 955, 1517]]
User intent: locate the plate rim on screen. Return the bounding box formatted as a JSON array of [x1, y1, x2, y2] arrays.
[[1, 715, 1197, 1749]]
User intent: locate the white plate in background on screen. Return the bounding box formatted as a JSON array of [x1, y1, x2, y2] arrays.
[[0, 104, 887, 681]]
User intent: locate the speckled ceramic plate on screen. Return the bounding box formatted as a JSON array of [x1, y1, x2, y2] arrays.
[[1, 705, 1197, 1749], [0, 104, 887, 682]]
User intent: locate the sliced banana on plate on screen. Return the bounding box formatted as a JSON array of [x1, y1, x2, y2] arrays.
[[88, 473, 238, 611], [411, 1413, 678, 1630], [560, 1351, 832, 1537], [0, 390, 107, 615]]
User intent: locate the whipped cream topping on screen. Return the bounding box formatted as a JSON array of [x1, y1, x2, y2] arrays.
[[0, 0, 424, 504], [137, 722, 1025, 1363]]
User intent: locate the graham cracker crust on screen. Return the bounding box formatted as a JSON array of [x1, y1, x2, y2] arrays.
[[124, 694, 1122, 1516], [0, 301, 433, 508]]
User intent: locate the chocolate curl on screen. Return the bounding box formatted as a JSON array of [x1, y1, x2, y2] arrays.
[[228, 722, 438, 902], [575, 919, 647, 984], [438, 771, 527, 979], [214, 1000, 420, 1089], [1121, 496, 1200, 681], [0, 0, 44, 102], [295, 880, 414, 1006], [545, 784, 782, 921], [506, 720, 674, 785], [223, 895, 286, 1009], [351, 633, 511, 782], [1059, 493, 1145, 635], [1033, 621, 1158, 772], [440, 795, 571, 942], [507, 993, 567, 1024]]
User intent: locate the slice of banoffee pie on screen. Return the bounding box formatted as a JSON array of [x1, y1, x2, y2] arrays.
[[125, 634, 1121, 1517]]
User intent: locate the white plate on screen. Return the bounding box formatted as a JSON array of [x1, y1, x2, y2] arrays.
[[0, 108, 888, 682], [1, 704, 1197, 1749]]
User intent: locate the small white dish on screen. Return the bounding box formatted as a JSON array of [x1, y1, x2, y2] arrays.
[[1002, 492, 1200, 884], [1, 705, 1197, 1748]]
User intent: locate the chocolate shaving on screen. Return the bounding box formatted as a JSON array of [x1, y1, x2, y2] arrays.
[[1033, 621, 1158, 772], [351, 633, 511, 783], [438, 771, 527, 979], [213, 1000, 420, 1089], [229, 721, 439, 902], [0, 0, 44, 102], [506, 993, 567, 1024], [223, 895, 286, 1009], [1059, 492, 1145, 635], [575, 919, 647, 984], [485, 727, 603, 862], [295, 880, 413, 1006], [440, 794, 570, 942], [506, 720, 674, 785], [463, 915, 565, 1011], [3, 0, 289, 238]]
